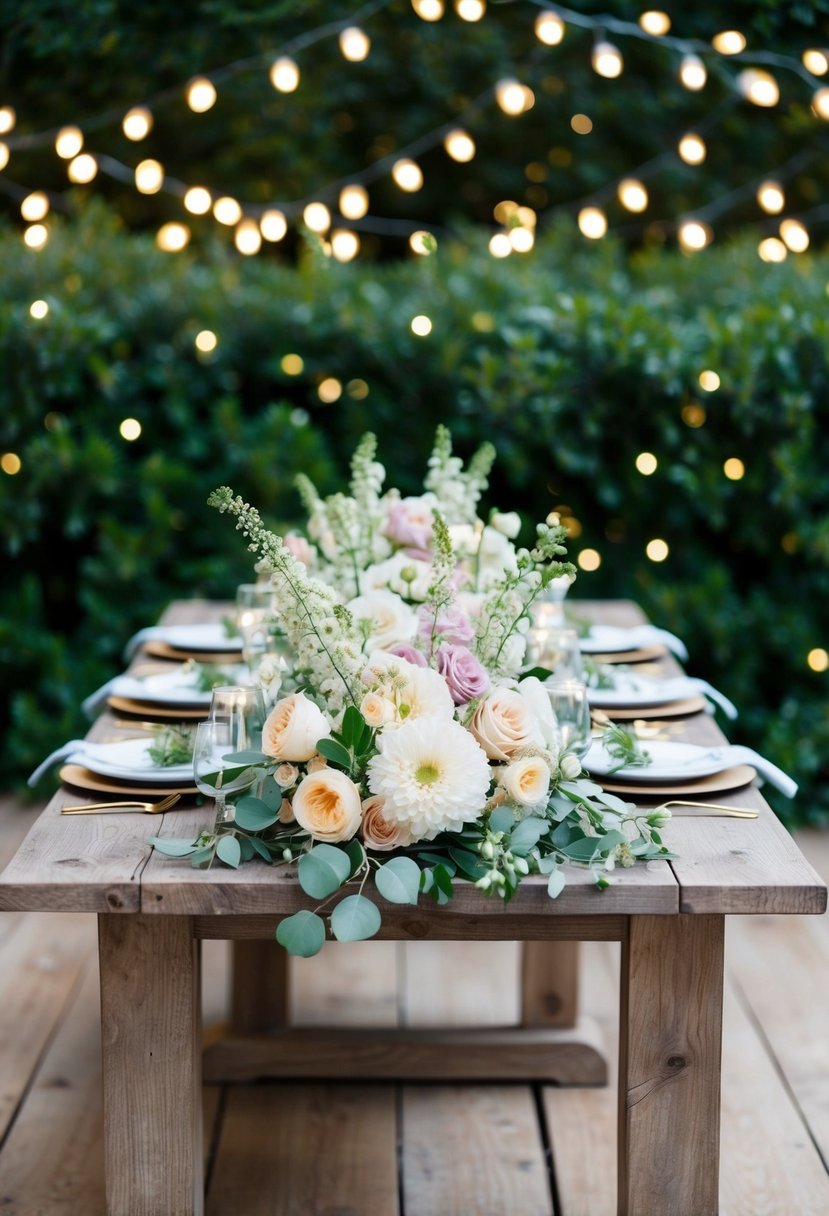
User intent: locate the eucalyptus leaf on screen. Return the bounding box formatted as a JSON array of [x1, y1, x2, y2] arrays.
[[276, 910, 326, 957], [216, 834, 242, 868], [330, 894, 382, 942], [508, 816, 549, 855], [344, 838, 366, 877], [233, 794, 278, 832], [222, 750, 270, 764], [297, 843, 351, 899], [249, 836, 275, 862], [315, 738, 353, 769], [375, 856, 421, 905], [547, 867, 566, 899], [259, 775, 284, 812], [448, 847, 488, 880], [147, 835, 198, 857], [489, 807, 516, 834]]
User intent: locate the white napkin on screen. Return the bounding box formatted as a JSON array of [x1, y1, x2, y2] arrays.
[[583, 624, 689, 661], [28, 740, 87, 787], [123, 626, 172, 661], [702, 745, 797, 798], [650, 676, 737, 720], [82, 677, 124, 717]]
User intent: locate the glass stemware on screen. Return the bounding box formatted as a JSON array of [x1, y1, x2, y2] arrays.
[[208, 686, 267, 752], [193, 721, 257, 825], [546, 679, 592, 760], [235, 583, 291, 678], [528, 625, 584, 682]]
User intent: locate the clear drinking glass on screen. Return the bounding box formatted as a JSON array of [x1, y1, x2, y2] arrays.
[[235, 584, 289, 677], [528, 625, 584, 681], [546, 679, 592, 759], [193, 721, 256, 825], [208, 686, 267, 752]]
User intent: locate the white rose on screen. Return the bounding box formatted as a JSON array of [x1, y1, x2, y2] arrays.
[[490, 510, 521, 539], [501, 756, 551, 806], [262, 691, 331, 762], [559, 753, 582, 781], [292, 769, 363, 843], [360, 691, 395, 728], [347, 589, 418, 651], [360, 554, 433, 602], [518, 676, 560, 752], [469, 688, 543, 761]]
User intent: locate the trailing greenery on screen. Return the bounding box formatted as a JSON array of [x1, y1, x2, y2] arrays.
[[1, 202, 828, 825]]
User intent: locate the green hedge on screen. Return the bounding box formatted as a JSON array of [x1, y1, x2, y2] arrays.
[[2, 202, 827, 824]]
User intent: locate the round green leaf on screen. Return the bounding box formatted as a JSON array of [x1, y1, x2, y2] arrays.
[[216, 835, 242, 868], [297, 844, 352, 899], [233, 795, 278, 832], [330, 894, 382, 942], [276, 910, 326, 958], [259, 775, 284, 812], [547, 867, 566, 899], [147, 835, 198, 857], [375, 856, 421, 905]]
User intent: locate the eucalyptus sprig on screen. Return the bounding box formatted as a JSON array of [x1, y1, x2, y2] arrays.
[[147, 724, 195, 768], [601, 721, 652, 774]]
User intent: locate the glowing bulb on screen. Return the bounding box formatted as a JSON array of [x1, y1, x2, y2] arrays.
[[456, 0, 485, 20], [535, 12, 564, 45], [679, 54, 707, 91], [813, 88, 829, 119], [618, 178, 648, 212], [339, 27, 370, 61], [156, 222, 190, 252], [646, 538, 669, 562], [339, 184, 369, 219], [678, 221, 711, 251], [29, 299, 49, 319], [713, 30, 746, 55], [234, 218, 262, 255], [496, 79, 534, 115], [0, 143, 8, 171], [411, 314, 432, 336], [21, 192, 49, 222], [281, 354, 304, 375], [135, 158, 164, 194], [270, 57, 300, 92], [119, 418, 142, 441], [509, 227, 534, 252], [195, 330, 217, 352], [807, 647, 829, 672], [410, 230, 436, 255], [803, 49, 829, 76], [213, 196, 242, 226], [592, 41, 623, 78], [517, 205, 537, 227], [443, 129, 476, 162], [578, 207, 607, 239], [67, 153, 97, 183], [392, 158, 423, 191], [639, 11, 670, 35], [758, 236, 787, 263], [260, 209, 287, 241], [412, 0, 444, 18], [570, 113, 593, 134], [780, 218, 809, 252], [0, 106, 15, 134], [183, 186, 211, 215], [488, 232, 512, 258], [699, 371, 720, 391], [55, 126, 83, 159], [23, 224, 48, 249], [1, 452, 21, 474], [122, 106, 152, 140], [635, 452, 658, 475], [757, 181, 784, 214], [186, 77, 217, 112], [682, 404, 706, 427], [678, 133, 706, 164], [303, 202, 331, 233], [738, 69, 779, 107], [318, 377, 342, 403], [331, 229, 360, 262], [577, 548, 601, 572], [723, 458, 745, 481]]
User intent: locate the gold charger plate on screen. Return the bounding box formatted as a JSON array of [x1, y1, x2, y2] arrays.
[[598, 694, 707, 721], [59, 764, 199, 798], [107, 695, 209, 721], [598, 764, 756, 800], [141, 640, 243, 665], [589, 644, 667, 665]]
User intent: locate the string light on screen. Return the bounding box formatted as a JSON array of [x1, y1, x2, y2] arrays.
[[723, 457, 745, 480], [303, 201, 331, 232], [1, 453, 22, 475], [488, 232, 512, 257], [331, 229, 360, 261], [0, 106, 15, 134], [577, 548, 601, 571], [535, 12, 565, 45], [347, 378, 370, 398], [55, 126, 83, 159], [757, 180, 785, 213], [807, 648, 829, 672], [678, 220, 711, 251], [803, 50, 829, 76], [183, 186, 212, 214], [29, 299, 49, 319], [0, 143, 8, 171], [339, 27, 370, 61], [813, 88, 829, 119], [67, 153, 97, 183], [269, 57, 300, 93], [699, 370, 720, 391], [592, 41, 624, 79], [156, 222, 190, 252], [119, 418, 142, 441], [779, 218, 809, 251], [456, 0, 485, 21], [339, 184, 369, 219], [409, 230, 436, 255], [213, 196, 242, 225], [186, 77, 217, 112], [135, 158, 164, 194], [635, 452, 658, 475], [260, 209, 288, 241], [646, 538, 669, 562], [20, 192, 49, 222], [678, 133, 706, 164], [412, 0, 444, 19], [392, 158, 423, 191], [281, 354, 304, 374], [571, 113, 593, 134], [318, 377, 342, 403], [712, 30, 746, 55], [639, 11, 670, 36], [679, 54, 707, 90], [618, 178, 648, 212], [758, 236, 787, 262], [195, 330, 218, 352], [682, 404, 706, 427], [122, 107, 153, 140], [23, 224, 48, 249], [234, 218, 262, 255], [444, 129, 476, 161], [738, 69, 779, 107], [578, 206, 607, 239], [509, 226, 534, 251], [411, 314, 432, 335], [495, 80, 534, 115]]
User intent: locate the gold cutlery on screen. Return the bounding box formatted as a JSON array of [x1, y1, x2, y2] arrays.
[[61, 792, 182, 816], [651, 800, 758, 819]]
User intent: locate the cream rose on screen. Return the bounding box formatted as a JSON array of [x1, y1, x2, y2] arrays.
[[469, 688, 543, 761], [360, 795, 414, 852], [347, 589, 418, 651], [361, 691, 394, 728], [274, 763, 299, 788], [307, 754, 329, 773], [278, 799, 295, 824], [501, 756, 552, 807], [262, 691, 331, 762], [292, 769, 363, 843]]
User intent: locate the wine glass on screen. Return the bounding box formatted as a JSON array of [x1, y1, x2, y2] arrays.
[[193, 721, 257, 825], [528, 625, 584, 682], [235, 584, 290, 677], [546, 679, 592, 760], [208, 686, 267, 752]]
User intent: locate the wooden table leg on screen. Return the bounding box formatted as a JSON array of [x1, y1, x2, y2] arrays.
[[99, 915, 203, 1216], [521, 941, 579, 1028], [231, 939, 290, 1033], [618, 914, 724, 1216]]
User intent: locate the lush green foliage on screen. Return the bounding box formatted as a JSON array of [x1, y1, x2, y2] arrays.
[[1, 202, 827, 824]]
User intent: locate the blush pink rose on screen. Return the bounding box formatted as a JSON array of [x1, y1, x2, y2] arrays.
[[283, 532, 314, 568], [388, 643, 428, 667], [384, 498, 435, 551], [418, 605, 474, 647], [437, 644, 490, 705]]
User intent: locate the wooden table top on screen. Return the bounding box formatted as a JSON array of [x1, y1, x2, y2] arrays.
[[0, 599, 825, 920]]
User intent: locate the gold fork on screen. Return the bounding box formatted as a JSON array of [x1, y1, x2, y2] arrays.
[[61, 792, 182, 816], [652, 800, 758, 819]]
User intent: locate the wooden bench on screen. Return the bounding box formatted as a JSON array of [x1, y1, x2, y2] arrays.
[[0, 599, 824, 1216]]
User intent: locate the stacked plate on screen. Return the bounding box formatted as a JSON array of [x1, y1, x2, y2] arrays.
[[141, 623, 243, 664], [584, 739, 756, 800], [60, 738, 198, 798], [579, 628, 666, 665], [107, 664, 244, 721], [587, 671, 706, 721]]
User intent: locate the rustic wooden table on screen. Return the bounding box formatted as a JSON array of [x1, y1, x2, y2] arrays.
[[0, 599, 824, 1216]]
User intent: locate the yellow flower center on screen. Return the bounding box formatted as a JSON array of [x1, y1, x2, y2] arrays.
[[415, 762, 440, 785]]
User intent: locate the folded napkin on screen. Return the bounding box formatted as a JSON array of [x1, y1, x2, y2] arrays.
[[583, 624, 689, 662], [28, 739, 192, 788], [82, 677, 125, 717], [122, 624, 241, 661], [28, 739, 88, 787], [701, 745, 797, 799], [124, 626, 176, 661], [81, 673, 212, 718], [652, 676, 737, 720]]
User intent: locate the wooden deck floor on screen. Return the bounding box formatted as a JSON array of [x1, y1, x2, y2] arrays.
[[0, 795, 827, 1215]]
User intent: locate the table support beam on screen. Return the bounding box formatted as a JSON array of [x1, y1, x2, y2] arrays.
[[521, 940, 580, 1028], [231, 938, 291, 1033]]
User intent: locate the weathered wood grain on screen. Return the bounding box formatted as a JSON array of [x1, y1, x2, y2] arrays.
[[403, 940, 521, 1025], [193, 911, 629, 941], [230, 939, 290, 1033], [521, 940, 579, 1027]]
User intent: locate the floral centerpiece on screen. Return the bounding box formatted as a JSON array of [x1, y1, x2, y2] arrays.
[[151, 428, 670, 956]]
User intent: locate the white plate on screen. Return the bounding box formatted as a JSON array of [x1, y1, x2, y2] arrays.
[[69, 739, 193, 784], [588, 674, 693, 709], [579, 626, 643, 654], [584, 739, 731, 783], [160, 624, 242, 652], [114, 667, 244, 707]]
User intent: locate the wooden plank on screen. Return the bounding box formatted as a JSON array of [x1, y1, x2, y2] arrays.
[[618, 914, 724, 1216], [194, 912, 629, 942], [402, 1086, 552, 1216], [403, 940, 520, 1025], [292, 941, 400, 1027], [206, 1084, 400, 1216], [230, 939, 290, 1033], [99, 914, 203, 1216], [521, 940, 579, 1028]]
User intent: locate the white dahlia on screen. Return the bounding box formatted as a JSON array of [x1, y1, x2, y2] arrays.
[[367, 716, 492, 841]]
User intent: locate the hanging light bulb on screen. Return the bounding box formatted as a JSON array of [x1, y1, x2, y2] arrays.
[[20, 192, 49, 222], [495, 80, 534, 115], [303, 202, 331, 233], [67, 153, 97, 183], [186, 78, 217, 112], [679, 55, 707, 91], [122, 106, 153, 140], [757, 181, 784, 214], [55, 126, 83, 159], [678, 220, 711, 251], [535, 11, 564, 45], [578, 207, 607, 239], [617, 178, 648, 212], [269, 57, 300, 92], [592, 41, 623, 78], [339, 184, 369, 219], [331, 229, 360, 262], [803, 49, 829, 76], [213, 196, 242, 226], [0, 106, 16, 135], [779, 218, 809, 252], [409, 230, 436, 255], [488, 232, 512, 257], [443, 129, 476, 162], [813, 87, 829, 118], [260, 209, 287, 241], [456, 0, 485, 20], [183, 186, 212, 215], [639, 11, 670, 35], [678, 133, 706, 164], [392, 158, 423, 191], [156, 222, 190, 252], [509, 227, 534, 252], [758, 236, 787, 263], [0, 143, 9, 171], [234, 218, 262, 255], [135, 158, 164, 194], [712, 30, 746, 55], [412, 0, 444, 19], [24, 224, 49, 249], [738, 69, 779, 107], [339, 27, 370, 61]]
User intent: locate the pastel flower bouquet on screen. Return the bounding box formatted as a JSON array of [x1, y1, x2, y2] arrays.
[[153, 428, 670, 956]]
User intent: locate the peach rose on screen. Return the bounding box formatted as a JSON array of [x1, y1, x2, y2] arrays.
[[262, 691, 331, 762], [275, 763, 299, 788], [360, 795, 414, 852], [360, 691, 394, 729], [307, 754, 329, 773], [500, 756, 551, 807], [469, 688, 542, 761], [292, 769, 363, 843], [278, 799, 295, 824]]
